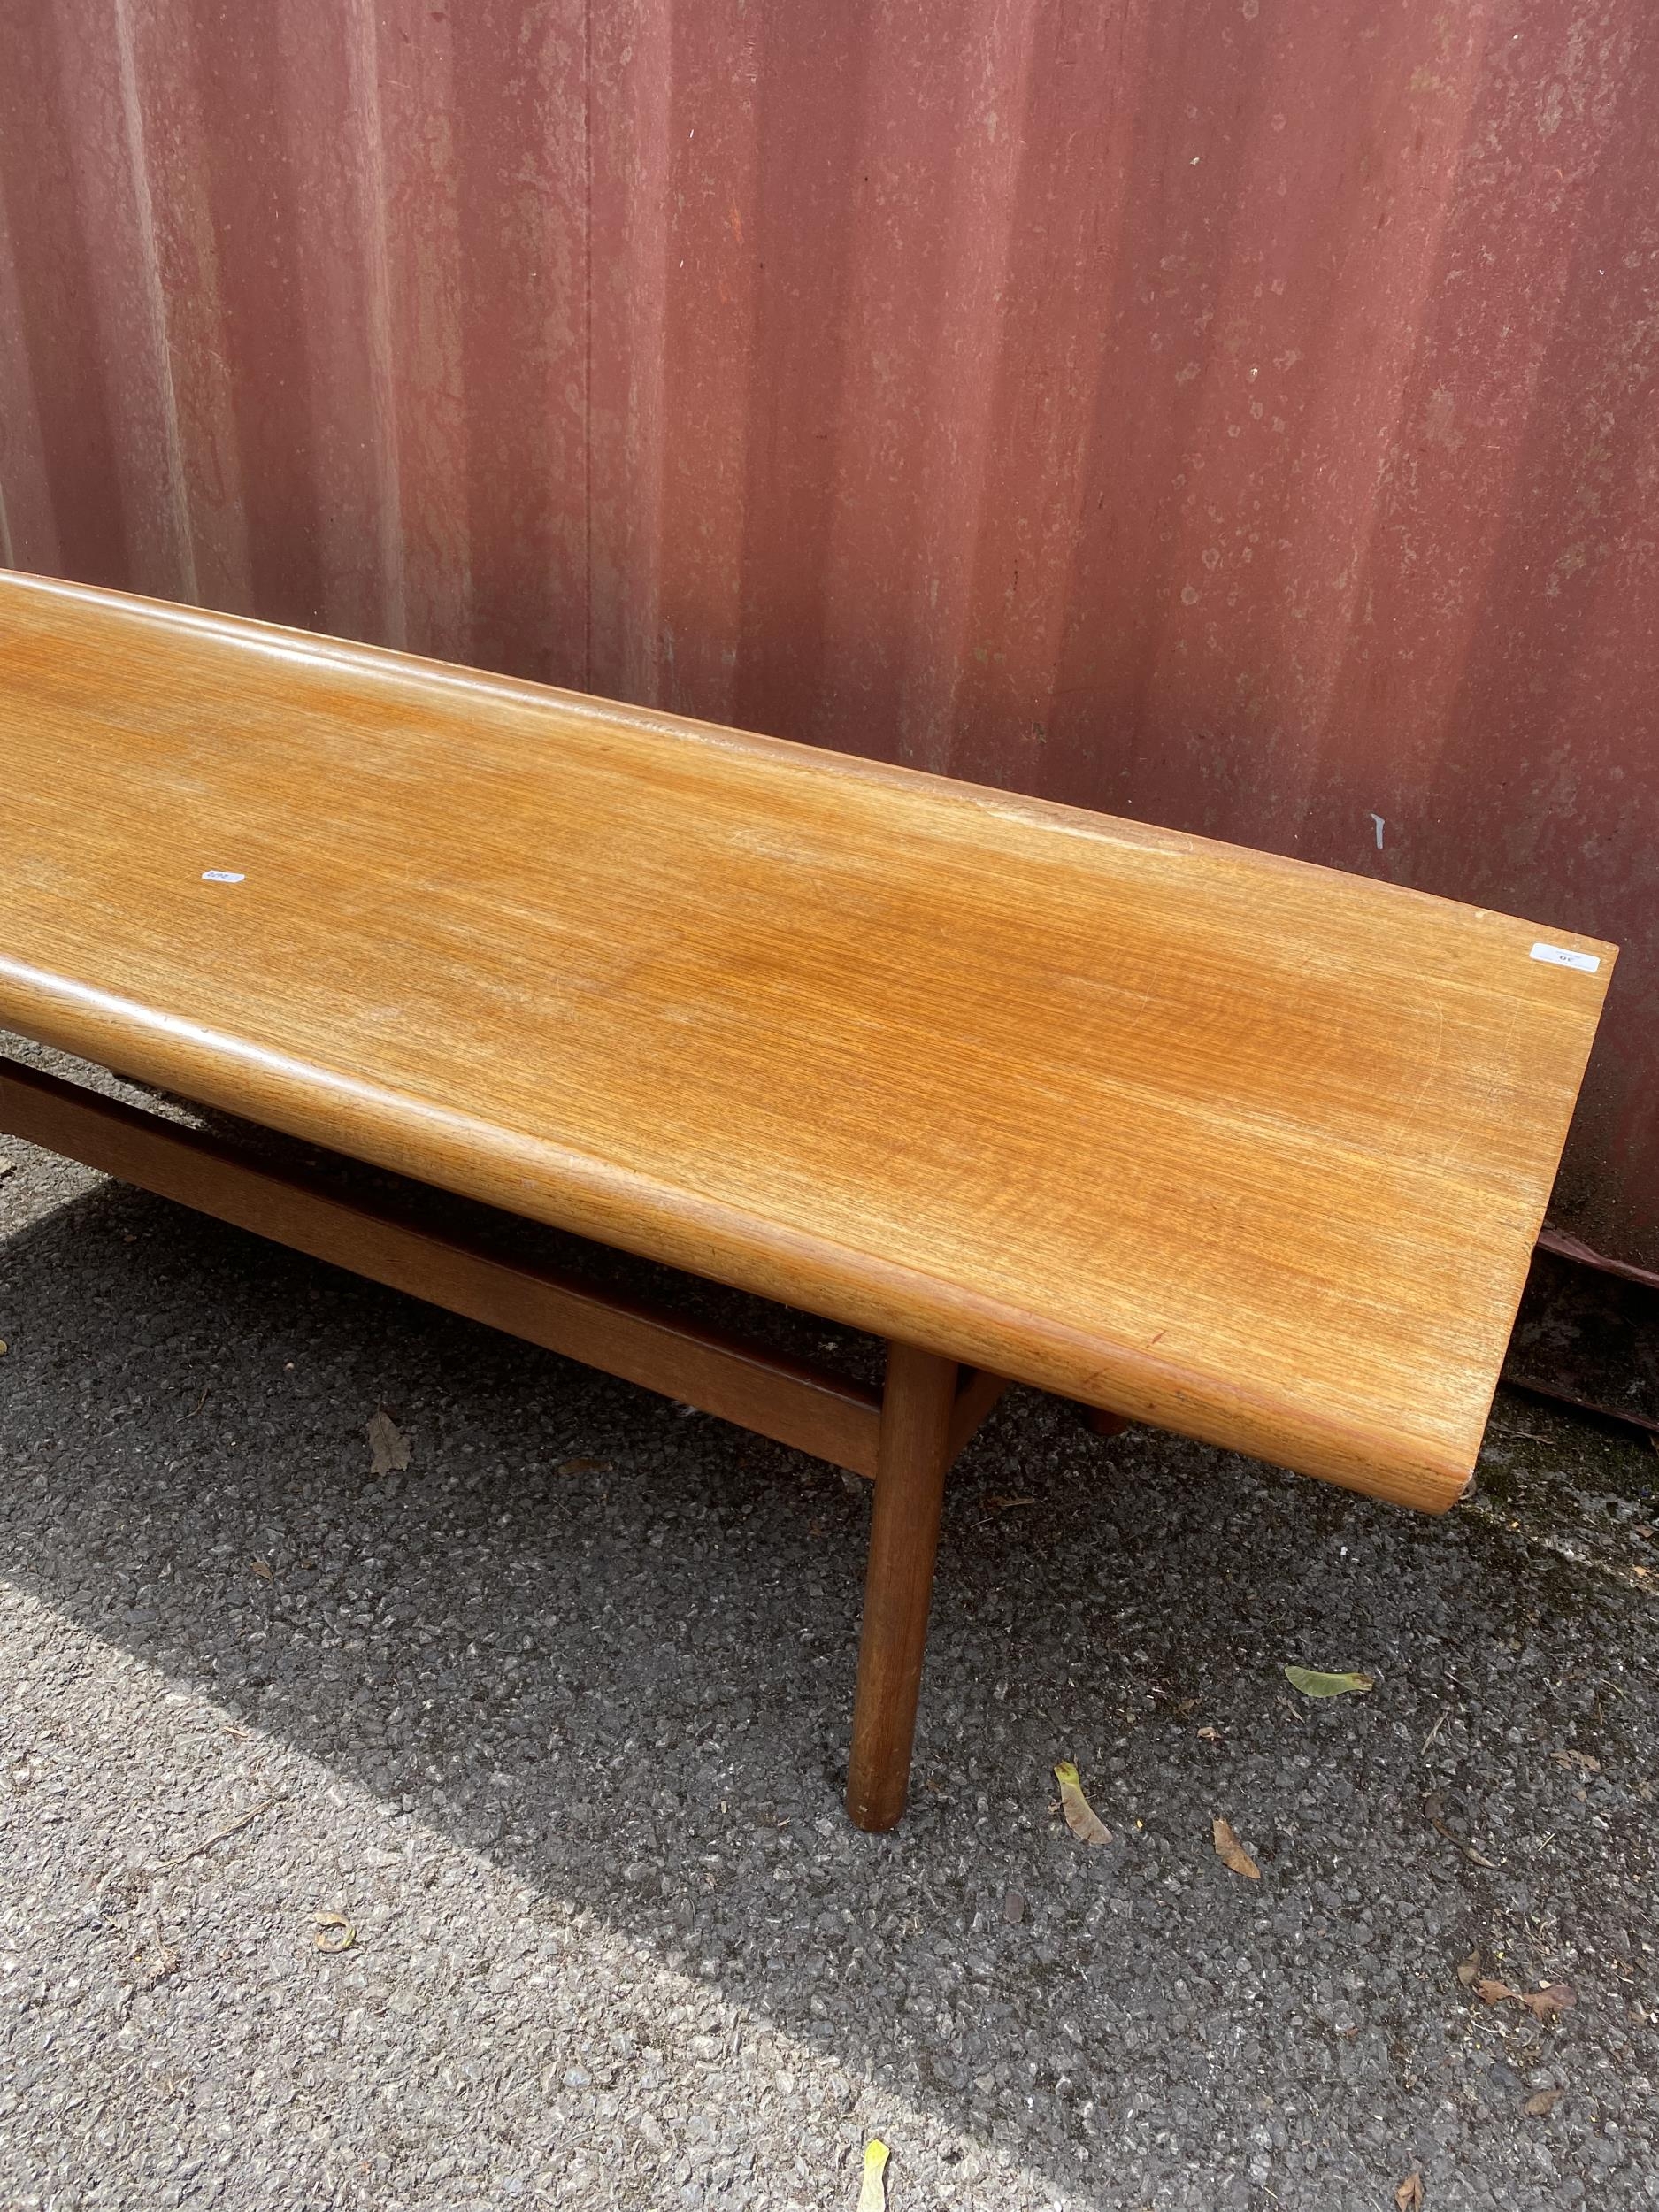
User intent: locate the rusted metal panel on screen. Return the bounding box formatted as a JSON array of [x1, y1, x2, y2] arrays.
[[2, 0, 1655, 1262], [1507, 1251, 1659, 1436]]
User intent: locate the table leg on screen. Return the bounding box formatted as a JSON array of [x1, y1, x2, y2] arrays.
[[846, 1340, 959, 1831], [1084, 1405, 1133, 1438]]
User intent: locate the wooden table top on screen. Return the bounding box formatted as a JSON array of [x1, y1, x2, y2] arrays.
[[0, 573, 1614, 1509]]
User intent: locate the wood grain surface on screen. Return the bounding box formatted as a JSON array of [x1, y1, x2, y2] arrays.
[[0, 573, 1616, 1509]]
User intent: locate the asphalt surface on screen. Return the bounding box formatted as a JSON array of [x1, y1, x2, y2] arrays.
[[2, 1038, 1656, 2211]]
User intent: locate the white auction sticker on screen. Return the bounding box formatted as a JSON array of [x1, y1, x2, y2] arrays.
[[201, 870, 245, 884], [1530, 941, 1600, 973]]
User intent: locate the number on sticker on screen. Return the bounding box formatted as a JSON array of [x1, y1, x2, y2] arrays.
[[1530, 941, 1599, 973]]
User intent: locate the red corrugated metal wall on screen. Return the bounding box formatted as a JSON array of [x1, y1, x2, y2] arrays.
[[3, 0, 1655, 1261]]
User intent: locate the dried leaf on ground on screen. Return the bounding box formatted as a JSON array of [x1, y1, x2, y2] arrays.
[[1524, 2088, 1563, 2117], [1455, 1950, 1482, 1987], [313, 1912, 357, 1954], [1394, 2174, 1423, 2211], [856, 2139, 888, 2212], [1284, 1665, 1374, 1698], [1474, 1977, 1577, 2021], [982, 1494, 1036, 1517], [1054, 1762, 1112, 1845], [250, 1559, 273, 1581], [1552, 1748, 1601, 1773], [557, 1455, 612, 1476], [365, 1409, 411, 1477], [1197, 1725, 1222, 1743], [1212, 1817, 1260, 1879]]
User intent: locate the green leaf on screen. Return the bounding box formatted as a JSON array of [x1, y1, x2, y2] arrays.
[[1285, 1665, 1374, 1698], [856, 2140, 889, 2212]]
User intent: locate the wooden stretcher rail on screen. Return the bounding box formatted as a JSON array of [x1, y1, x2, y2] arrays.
[[0, 1057, 889, 1474], [0, 1056, 1010, 1484]]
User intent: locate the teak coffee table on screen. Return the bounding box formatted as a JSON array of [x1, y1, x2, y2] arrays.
[[0, 572, 1615, 1826]]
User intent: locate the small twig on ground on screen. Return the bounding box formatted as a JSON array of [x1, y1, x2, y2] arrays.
[[1425, 1805, 1502, 1870], [154, 1794, 286, 1874]]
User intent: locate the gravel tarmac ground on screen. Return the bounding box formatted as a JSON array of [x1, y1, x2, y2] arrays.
[[2, 1040, 1656, 2212]]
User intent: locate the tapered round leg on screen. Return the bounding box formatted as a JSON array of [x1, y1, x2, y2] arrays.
[[846, 1340, 959, 1831]]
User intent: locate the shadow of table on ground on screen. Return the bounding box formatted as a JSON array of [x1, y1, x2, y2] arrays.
[[2, 1162, 1655, 2209]]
